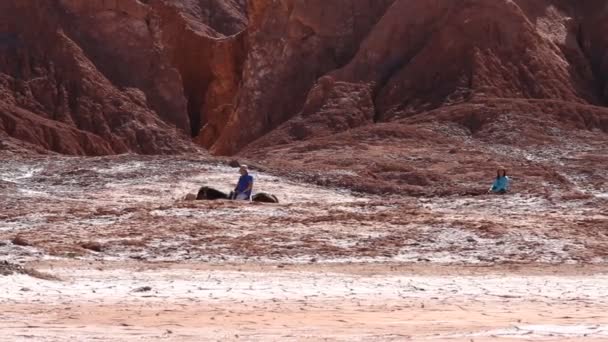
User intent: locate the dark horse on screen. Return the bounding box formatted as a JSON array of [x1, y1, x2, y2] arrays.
[[196, 186, 279, 203]]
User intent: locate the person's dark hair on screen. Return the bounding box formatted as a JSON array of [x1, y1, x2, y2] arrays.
[[496, 168, 507, 179]]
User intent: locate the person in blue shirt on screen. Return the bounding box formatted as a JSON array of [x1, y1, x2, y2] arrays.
[[489, 167, 510, 194], [234, 165, 254, 200]]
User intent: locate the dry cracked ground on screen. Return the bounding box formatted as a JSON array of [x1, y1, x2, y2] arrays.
[[1, 154, 607, 341]]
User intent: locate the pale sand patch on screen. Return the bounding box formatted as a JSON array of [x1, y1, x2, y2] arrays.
[[1, 261, 607, 341]]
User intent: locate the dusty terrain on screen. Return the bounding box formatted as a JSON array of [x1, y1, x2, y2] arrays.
[[3, 262, 608, 341], [1, 155, 607, 341]]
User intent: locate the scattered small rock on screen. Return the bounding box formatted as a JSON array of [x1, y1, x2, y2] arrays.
[[0, 260, 59, 280], [79, 241, 104, 252], [1, 260, 24, 276], [11, 235, 31, 247], [133, 286, 152, 293], [228, 160, 240, 168]]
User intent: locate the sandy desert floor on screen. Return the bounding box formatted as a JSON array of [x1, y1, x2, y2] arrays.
[[3, 262, 608, 341], [1, 154, 607, 341]]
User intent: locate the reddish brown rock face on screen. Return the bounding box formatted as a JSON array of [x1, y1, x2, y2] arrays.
[[211, 0, 608, 154], [1, 0, 607, 162], [208, 0, 396, 154], [0, 0, 247, 155], [250, 0, 608, 144], [0, 0, 187, 154], [236, 0, 608, 197], [151, 0, 246, 145]]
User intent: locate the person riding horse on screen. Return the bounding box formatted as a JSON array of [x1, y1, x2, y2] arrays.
[[233, 165, 253, 200]]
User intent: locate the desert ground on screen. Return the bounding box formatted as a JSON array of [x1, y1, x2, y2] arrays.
[[2, 0, 608, 340], [1, 154, 607, 341]]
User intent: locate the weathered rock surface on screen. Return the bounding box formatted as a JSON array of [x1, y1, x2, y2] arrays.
[[1, 0, 607, 182], [249, 0, 608, 147], [235, 0, 608, 196], [151, 0, 247, 146], [208, 0, 396, 154], [0, 0, 247, 154]]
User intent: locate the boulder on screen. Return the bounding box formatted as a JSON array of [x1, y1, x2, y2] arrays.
[[251, 193, 279, 204]]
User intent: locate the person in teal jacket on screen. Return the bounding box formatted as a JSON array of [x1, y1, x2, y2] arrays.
[[489, 168, 510, 194]]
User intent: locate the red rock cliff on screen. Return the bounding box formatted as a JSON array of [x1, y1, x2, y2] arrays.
[[242, 0, 608, 151], [0, 0, 246, 154], [1, 0, 607, 156]]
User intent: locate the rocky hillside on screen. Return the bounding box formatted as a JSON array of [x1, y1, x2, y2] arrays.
[[243, 0, 608, 151], [0, 0, 247, 154], [1, 1, 607, 170]]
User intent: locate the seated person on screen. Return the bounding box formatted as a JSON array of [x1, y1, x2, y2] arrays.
[[234, 165, 254, 200], [489, 167, 510, 194]]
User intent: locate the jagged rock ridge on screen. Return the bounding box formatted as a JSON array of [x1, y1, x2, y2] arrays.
[[1, 0, 607, 157]]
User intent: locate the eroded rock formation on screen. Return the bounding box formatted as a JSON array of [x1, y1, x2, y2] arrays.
[[208, 0, 396, 154], [0, 0, 247, 154], [1, 0, 607, 159], [247, 0, 608, 150]]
